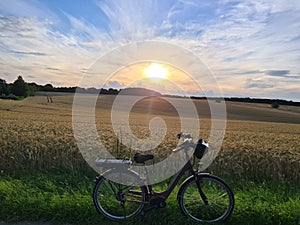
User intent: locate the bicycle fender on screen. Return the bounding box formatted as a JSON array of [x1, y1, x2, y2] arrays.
[[97, 168, 143, 183]]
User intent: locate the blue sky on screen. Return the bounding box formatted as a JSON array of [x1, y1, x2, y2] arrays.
[[0, 0, 299, 101]]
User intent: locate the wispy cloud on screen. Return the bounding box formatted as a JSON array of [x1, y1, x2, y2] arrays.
[[264, 70, 300, 79], [265, 70, 290, 77], [0, 15, 97, 85], [0, 0, 57, 20], [103, 80, 125, 89], [45, 67, 61, 71], [11, 51, 48, 56], [245, 78, 275, 89]]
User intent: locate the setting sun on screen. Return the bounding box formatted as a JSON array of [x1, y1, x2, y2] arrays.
[[144, 63, 168, 81]]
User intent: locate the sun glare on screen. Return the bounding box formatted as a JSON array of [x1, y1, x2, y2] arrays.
[[144, 63, 168, 81]]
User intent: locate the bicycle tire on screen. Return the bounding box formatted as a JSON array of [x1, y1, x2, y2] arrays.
[[177, 174, 234, 222], [93, 169, 147, 220]]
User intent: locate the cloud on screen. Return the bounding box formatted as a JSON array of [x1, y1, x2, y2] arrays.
[[0, 0, 57, 20], [236, 70, 262, 75], [45, 67, 61, 71], [245, 80, 274, 89], [50, 81, 67, 87], [62, 12, 109, 47], [102, 80, 125, 89], [190, 2, 300, 76], [265, 70, 290, 77], [0, 16, 98, 85], [234, 69, 299, 79], [263, 70, 300, 79], [11, 51, 47, 56]]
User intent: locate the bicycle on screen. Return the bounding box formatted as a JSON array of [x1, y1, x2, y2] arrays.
[[93, 133, 234, 223]]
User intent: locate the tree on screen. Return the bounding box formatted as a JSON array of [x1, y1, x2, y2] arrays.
[[41, 83, 54, 92], [12, 75, 27, 97], [0, 78, 10, 95], [27, 82, 39, 96]]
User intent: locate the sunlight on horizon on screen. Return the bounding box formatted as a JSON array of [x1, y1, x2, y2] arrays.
[[102, 61, 204, 96]]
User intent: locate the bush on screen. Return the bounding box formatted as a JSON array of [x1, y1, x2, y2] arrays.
[[0, 94, 18, 100], [271, 101, 279, 108]]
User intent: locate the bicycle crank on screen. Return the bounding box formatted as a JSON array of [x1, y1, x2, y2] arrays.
[[149, 196, 167, 208]]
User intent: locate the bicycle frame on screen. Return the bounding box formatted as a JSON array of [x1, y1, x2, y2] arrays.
[[96, 136, 209, 207], [146, 160, 195, 200], [124, 156, 208, 210]]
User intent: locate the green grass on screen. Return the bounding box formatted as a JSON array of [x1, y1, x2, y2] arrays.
[[0, 171, 299, 225]]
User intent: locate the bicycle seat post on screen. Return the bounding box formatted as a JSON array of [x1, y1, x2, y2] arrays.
[[142, 163, 154, 194]]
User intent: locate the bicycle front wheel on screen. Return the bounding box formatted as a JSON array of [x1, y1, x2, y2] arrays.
[[177, 174, 234, 223], [93, 169, 146, 220]]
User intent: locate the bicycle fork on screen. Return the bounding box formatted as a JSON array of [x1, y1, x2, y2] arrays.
[[195, 175, 209, 205]]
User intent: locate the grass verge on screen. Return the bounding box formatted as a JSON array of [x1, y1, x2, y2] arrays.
[[0, 171, 299, 225]]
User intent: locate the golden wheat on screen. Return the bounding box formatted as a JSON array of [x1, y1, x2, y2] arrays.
[[0, 96, 299, 183]]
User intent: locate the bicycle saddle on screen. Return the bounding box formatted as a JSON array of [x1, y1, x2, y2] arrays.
[[133, 153, 154, 164]]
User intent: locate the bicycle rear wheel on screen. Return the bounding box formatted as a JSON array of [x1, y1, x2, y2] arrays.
[[93, 169, 146, 220], [177, 174, 234, 222]]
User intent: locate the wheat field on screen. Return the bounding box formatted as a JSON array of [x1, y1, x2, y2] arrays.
[[0, 94, 299, 182]]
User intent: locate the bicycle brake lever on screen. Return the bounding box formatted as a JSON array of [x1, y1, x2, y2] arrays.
[[172, 146, 183, 152]]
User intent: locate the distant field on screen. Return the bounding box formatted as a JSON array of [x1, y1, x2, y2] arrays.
[[0, 94, 299, 182], [2, 94, 300, 123]]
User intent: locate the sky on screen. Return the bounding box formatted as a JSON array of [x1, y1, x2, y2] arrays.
[[0, 0, 299, 101]]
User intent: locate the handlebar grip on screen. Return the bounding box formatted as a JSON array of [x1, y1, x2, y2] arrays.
[[177, 133, 182, 139]]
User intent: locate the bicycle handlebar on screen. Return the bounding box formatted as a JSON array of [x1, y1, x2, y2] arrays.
[[173, 133, 195, 152]]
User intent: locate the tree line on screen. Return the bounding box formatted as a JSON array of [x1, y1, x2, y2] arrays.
[[0, 76, 60, 99], [0, 76, 121, 99], [1, 76, 299, 107], [0, 76, 34, 99]]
